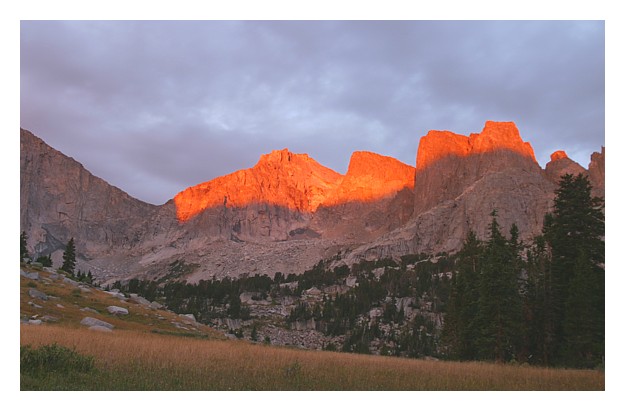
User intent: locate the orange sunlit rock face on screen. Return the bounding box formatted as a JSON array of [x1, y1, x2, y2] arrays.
[[550, 150, 568, 161], [174, 149, 416, 223], [416, 121, 537, 171], [174, 149, 343, 222], [322, 151, 415, 206]]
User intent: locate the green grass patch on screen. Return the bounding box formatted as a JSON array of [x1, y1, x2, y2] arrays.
[[21, 343, 95, 375]]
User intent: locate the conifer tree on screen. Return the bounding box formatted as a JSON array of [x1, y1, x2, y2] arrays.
[[523, 235, 555, 365], [543, 173, 604, 366], [442, 230, 482, 360], [20, 231, 30, 263], [515, 173, 606, 367], [61, 237, 76, 274], [475, 211, 523, 362]]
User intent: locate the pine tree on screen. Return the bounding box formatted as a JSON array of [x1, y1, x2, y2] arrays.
[[35, 254, 53, 268], [20, 231, 30, 263], [61, 237, 76, 274], [442, 230, 482, 360], [562, 250, 603, 367], [543, 173, 604, 366], [523, 235, 555, 365], [475, 211, 523, 362]]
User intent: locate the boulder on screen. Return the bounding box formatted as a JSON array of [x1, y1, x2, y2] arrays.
[[80, 317, 114, 330], [63, 277, 80, 287], [148, 301, 163, 310], [105, 290, 128, 300], [41, 315, 59, 322], [28, 319, 42, 325], [129, 294, 151, 305], [88, 325, 113, 332], [80, 307, 99, 314], [20, 270, 39, 280], [180, 313, 196, 323], [28, 288, 48, 300], [345, 276, 358, 287], [107, 306, 129, 315]]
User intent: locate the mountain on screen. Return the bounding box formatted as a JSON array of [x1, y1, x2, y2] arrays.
[[19, 122, 605, 283], [20, 129, 167, 259]]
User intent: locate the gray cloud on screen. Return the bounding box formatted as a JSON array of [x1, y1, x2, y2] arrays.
[[21, 21, 604, 205]]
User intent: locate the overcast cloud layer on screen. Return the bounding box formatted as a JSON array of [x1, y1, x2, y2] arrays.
[[20, 21, 604, 205]]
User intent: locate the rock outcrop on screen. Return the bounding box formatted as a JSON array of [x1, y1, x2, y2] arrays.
[[588, 147, 605, 198], [545, 150, 587, 184], [544, 148, 605, 199]]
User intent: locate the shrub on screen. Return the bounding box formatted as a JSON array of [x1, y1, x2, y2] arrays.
[[21, 344, 95, 375]]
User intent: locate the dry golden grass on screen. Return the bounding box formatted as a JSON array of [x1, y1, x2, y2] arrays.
[[21, 324, 605, 391]]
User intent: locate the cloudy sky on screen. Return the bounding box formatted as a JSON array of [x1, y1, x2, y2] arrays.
[[20, 20, 605, 205]]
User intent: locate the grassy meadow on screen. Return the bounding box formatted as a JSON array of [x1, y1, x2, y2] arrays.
[[20, 324, 604, 391]]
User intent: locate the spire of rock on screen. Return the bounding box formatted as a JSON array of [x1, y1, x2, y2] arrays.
[[588, 146, 605, 197], [545, 150, 586, 185]]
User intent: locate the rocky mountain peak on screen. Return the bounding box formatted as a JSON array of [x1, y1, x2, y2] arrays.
[[550, 150, 569, 161], [173, 149, 342, 222], [469, 120, 537, 163], [545, 150, 586, 185], [416, 121, 537, 173], [322, 151, 414, 207], [257, 148, 300, 166], [414, 121, 540, 215]]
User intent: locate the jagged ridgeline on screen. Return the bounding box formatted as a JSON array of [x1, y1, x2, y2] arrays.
[[20, 123, 604, 367]]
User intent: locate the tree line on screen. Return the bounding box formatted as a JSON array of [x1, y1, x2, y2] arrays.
[[442, 173, 604, 368], [20, 235, 94, 285]]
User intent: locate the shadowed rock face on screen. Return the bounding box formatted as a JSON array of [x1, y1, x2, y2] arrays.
[[20, 122, 604, 282], [20, 128, 169, 259]]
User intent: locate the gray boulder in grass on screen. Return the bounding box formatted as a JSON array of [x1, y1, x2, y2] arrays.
[[107, 306, 129, 315], [28, 288, 48, 300], [80, 317, 114, 330], [88, 325, 113, 332]]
